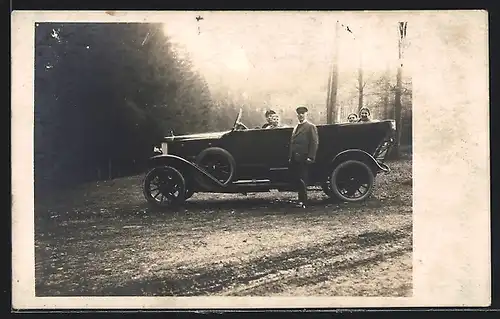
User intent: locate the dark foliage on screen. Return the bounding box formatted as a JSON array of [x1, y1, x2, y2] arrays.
[[34, 23, 220, 191]]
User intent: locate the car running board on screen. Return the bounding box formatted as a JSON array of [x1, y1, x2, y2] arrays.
[[232, 179, 271, 186]]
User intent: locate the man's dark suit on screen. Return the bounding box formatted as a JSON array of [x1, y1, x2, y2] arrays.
[[288, 120, 319, 204]]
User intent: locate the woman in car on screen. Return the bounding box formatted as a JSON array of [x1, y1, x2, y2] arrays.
[[347, 113, 359, 123], [358, 107, 372, 122]]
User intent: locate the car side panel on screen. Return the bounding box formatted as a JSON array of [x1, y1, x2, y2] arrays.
[[220, 127, 293, 180], [165, 121, 393, 185], [310, 122, 391, 182]]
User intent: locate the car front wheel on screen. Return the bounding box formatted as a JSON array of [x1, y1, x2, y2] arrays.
[[143, 166, 187, 208], [185, 186, 195, 200], [329, 160, 375, 202]]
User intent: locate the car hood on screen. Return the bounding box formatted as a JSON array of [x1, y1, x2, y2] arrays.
[[167, 131, 230, 142]]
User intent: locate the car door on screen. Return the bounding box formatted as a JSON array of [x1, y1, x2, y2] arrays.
[[221, 127, 292, 180], [259, 127, 293, 168]]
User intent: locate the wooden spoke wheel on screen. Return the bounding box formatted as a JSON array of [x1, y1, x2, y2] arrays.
[[330, 160, 375, 202], [143, 166, 186, 208]]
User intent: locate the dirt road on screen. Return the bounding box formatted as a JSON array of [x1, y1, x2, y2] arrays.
[[35, 159, 412, 297]]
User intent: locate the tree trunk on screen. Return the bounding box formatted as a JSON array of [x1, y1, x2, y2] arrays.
[[330, 62, 338, 123], [392, 65, 403, 159], [390, 32, 404, 159], [358, 66, 363, 111], [326, 20, 339, 124], [326, 61, 333, 124], [383, 90, 390, 119], [383, 64, 390, 119]]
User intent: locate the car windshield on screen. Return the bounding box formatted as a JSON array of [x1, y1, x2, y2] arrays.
[[235, 108, 242, 124], [233, 108, 246, 130]]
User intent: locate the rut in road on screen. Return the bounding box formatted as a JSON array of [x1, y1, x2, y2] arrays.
[[223, 244, 410, 296], [94, 224, 412, 296]]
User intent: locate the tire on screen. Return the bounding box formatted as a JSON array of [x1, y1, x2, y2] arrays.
[[194, 147, 236, 189], [330, 160, 375, 202], [321, 181, 333, 197], [143, 166, 186, 208], [185, 186, 195, 200]]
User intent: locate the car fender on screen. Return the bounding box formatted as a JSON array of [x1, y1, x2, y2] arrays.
[[147, 154, 229, 188], [330, 149, 390, 174]]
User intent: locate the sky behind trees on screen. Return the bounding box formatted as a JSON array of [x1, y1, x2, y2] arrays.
[[162, 11, 405, 117]]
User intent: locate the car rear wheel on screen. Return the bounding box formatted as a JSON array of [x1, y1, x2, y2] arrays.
[[143, 166, 187, 208], [321, 181, 332, 196], [194, 147, 236, 189], [330, 160, 375, 202], [185, 186, 195, 199]]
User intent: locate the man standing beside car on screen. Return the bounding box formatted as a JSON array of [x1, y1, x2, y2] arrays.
[[288, 106, 319, 208]]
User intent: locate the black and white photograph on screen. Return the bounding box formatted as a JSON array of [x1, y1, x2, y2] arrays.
[[11, 10, 490, 309]]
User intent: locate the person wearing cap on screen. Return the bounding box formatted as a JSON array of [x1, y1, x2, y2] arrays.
[[262, 110, 277, 129], [358, 107, 371, 122], [288, 106, 319, 208]]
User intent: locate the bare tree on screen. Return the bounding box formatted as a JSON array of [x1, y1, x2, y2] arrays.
[[353, 70, 378, 112], [383, 64, 391, 119], [389, 21, 408, 159], [358, 66, 363, 111], [326, 20, 340, 124]]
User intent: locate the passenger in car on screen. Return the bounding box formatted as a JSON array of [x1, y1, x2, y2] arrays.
[[262, 110, 277, 129], [266, 113, 283, 129], [358, 107, 372, 122], [347, 113, 359, 123]]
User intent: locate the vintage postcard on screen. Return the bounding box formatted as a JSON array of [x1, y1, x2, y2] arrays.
[[11, 10, 490, 309]]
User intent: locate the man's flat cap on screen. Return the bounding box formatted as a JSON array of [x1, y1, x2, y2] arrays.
[[296, 106, 308, 114]]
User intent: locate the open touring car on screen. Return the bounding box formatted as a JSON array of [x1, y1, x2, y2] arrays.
[[142, 109, 395, 208]]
